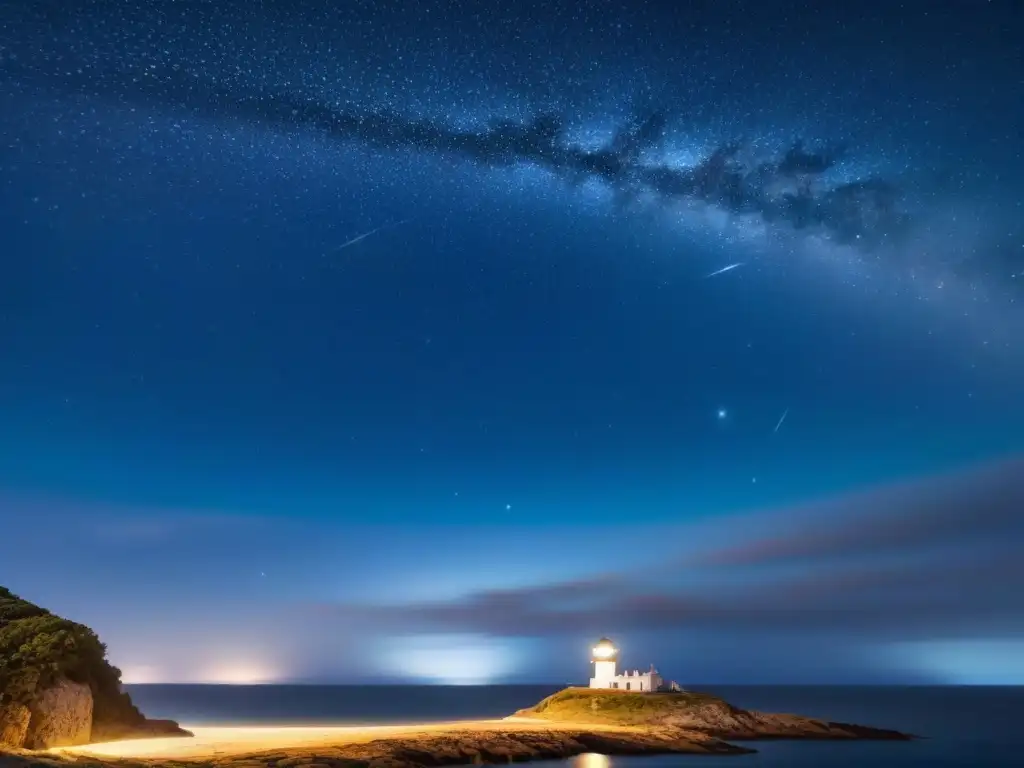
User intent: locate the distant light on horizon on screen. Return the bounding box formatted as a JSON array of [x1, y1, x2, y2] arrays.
[[201, 663, 282, 685], [378, 634, 518, 685], [884, 640, 1024, 685], [120, 665, 164, 685]]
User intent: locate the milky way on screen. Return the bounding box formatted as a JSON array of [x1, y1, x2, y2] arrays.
[[1, 0, 1021, 344], [3, 50, 909, 246], [4, 3, 1019, 307]]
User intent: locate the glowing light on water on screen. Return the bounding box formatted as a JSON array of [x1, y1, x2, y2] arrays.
[[574, 754, 610, 768]]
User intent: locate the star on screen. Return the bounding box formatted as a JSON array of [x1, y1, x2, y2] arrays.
[[506, 503, 512, 510], [717, 408, 728, 420]]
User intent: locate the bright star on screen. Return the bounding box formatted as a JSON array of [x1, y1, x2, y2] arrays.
[[717, 408, 728, 419]]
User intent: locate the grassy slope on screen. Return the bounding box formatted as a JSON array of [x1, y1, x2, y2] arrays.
[[514, 687, 728, 726]]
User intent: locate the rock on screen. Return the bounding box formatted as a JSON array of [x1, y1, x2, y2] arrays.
[[24, 679, 93, 749], [0, 704, 30, 748]]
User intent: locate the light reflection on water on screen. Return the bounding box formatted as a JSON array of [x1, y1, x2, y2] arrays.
[[574, 754, 611, 768]]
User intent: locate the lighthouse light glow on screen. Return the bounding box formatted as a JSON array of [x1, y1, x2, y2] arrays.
[[592, 643, 616, 659]]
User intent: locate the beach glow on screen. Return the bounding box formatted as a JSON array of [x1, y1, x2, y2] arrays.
[[55, 721, 582, 759]]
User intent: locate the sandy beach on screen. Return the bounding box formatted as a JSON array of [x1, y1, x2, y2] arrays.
[[54, 718, 637, 760]]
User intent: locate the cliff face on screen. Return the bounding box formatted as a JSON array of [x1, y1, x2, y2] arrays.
[[0, 703, 30, 747], [24, 678, 92, 749], [0, 586, 191, 749]]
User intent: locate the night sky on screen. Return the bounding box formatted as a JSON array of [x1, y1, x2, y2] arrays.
[[1, 0, 1023, 686]]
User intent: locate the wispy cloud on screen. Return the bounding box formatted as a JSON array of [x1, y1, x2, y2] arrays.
[[310, 457, 1024, 640], [0, 494, 266, 545], [690, 457, 1024, 568]]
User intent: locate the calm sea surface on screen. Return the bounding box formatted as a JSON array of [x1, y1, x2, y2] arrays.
[[125, 684, 1023, 767]]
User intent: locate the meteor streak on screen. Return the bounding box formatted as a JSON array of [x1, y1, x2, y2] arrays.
[[705, 262, 744, 278], [330, 219, 410, 253]]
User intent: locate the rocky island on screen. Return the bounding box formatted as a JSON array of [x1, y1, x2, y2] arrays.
[[514, 686, 913, 742], [1, 587, 914, 768]]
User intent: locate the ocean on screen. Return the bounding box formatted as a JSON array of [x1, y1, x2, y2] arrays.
[[125, 684, 1023, 767]]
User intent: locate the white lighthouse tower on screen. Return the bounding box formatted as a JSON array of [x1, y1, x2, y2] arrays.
[[589, 637, 619, 688], [588, 638, 678, 691]]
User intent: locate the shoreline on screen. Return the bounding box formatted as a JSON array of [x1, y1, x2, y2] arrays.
[[1, 688, 915, 767], [3, 721, 751, 767]]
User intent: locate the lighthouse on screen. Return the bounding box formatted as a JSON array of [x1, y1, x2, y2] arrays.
[[589, 637, 619, 688], [589, 638, 677, 692]]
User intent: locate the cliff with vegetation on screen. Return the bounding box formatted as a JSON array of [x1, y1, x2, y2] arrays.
[[514, 687, 913, 741], [0, 586, 190, 749]]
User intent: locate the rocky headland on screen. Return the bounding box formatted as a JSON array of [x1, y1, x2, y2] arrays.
[[0, 587, 190, 751], [513, 686, 913, 742]]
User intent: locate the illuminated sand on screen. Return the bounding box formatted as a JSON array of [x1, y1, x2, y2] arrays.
[[36, 717, 747, 767], [58, 719, 631, 759]]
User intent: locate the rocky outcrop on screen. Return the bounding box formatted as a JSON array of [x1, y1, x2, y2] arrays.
[[23, 679, 93, 749], [0, 586, 191, 749]]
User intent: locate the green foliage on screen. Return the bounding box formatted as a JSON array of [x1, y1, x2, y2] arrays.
[[0, 587, 143, 728], [0, 587, 49, 626]]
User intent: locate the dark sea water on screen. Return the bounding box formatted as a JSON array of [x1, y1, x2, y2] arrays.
[[125, 684, 1023, 767]]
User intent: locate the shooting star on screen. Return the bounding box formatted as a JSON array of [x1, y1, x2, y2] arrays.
[[773, 408, 789, 433], [704, 262, 744, 279], [330, 219, 410, 253]]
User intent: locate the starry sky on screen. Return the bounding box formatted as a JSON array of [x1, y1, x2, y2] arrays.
[[1, 0, 1023, 686]]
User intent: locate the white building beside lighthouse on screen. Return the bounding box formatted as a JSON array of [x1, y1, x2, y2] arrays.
[[589, 637, 677, 692]]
